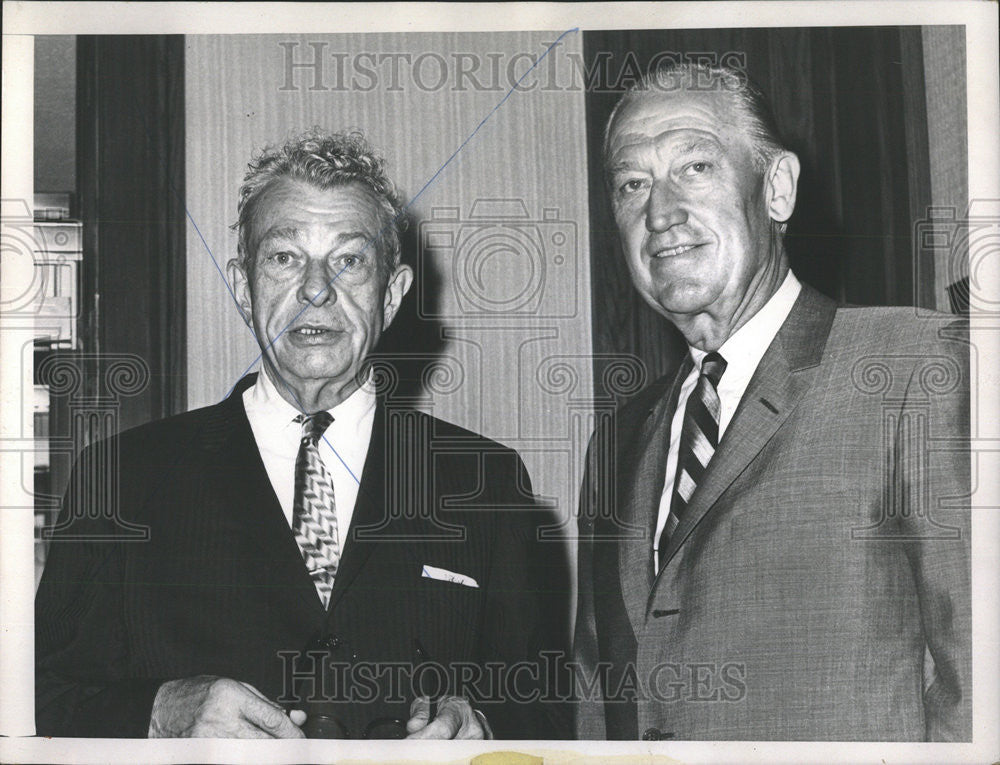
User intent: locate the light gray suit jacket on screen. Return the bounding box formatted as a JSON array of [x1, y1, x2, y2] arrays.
[[574, 284, 971, 741]]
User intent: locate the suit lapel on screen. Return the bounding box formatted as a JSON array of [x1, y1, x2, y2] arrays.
[[198, 375, 327, 620], [327, 401, 389, 613], [618, 366, 689, 637], [654, 285, 839, 577]]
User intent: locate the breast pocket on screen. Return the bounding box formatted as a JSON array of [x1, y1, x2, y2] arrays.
[[410, 560, 486, 661]]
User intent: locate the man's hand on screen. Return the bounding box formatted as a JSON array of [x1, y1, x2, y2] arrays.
[[148, 675, 306, 738], [405, 695, 490, 739]]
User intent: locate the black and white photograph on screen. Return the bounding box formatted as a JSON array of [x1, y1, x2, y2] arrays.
[[1, 2, 997, 763]]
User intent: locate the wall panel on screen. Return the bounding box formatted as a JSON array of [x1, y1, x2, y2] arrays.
[[185, 33, 593, 602]]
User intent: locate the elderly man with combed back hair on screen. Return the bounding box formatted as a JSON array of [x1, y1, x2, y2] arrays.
[[574, 63, 971, 741], [36, 130, 567, 740]]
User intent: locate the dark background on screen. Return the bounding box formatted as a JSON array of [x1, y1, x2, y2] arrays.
[[582, 27, 967, 401], [34, 28, 968, 441]]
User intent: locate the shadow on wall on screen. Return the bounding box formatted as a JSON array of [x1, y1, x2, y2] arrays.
[[371, 215, 448, 401], [371, 213, 575, 676]]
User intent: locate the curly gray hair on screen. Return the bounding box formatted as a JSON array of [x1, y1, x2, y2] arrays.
[[234, 129, 407, 276]]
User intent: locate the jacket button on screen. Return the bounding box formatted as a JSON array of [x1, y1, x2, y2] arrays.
[[642, 727, 661, 741]]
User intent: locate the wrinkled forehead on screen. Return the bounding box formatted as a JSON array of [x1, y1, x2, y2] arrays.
[[245, 178, 388, 251], [605, 88, 746, 163], [255, 177, 382, 219]]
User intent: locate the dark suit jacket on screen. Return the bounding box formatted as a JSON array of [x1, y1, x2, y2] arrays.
[[574, 285, 971, 741], [36, 374, 568, 738]]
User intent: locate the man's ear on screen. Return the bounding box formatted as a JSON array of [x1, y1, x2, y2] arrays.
[[227, 257, 254, 327], [766, 151, 800, 224], [382, 263, 414, 329]]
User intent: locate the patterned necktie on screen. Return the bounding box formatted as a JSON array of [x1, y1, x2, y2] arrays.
[[292, 411, 339, 609], [657, 352, 728, 564]]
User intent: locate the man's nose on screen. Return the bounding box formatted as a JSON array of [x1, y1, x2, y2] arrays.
[[645, 180, 687, 233], [297, 258, 336, 306]]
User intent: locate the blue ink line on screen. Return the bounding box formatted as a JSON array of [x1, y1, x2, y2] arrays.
[[222, 258, 355, 400], [185, 207, 245, 313], [229, 25, 580, 393], [320, 429, 361, 485], [128, 93, 258, 342], [399, 28, 578, 214], [123, 54, 364, 486], [304, 28, 581, 320], [223, 28, 579, 487]]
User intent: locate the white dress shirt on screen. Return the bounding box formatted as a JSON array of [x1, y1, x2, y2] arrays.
[[653, 271, 802, 571], [243, 367, 376, 545]]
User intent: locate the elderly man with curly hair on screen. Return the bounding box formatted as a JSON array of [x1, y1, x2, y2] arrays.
[[36, 130, 565, 740]]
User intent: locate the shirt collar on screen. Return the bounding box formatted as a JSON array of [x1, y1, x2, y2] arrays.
[[688, 270, 802, 378], [246, 366, 377, 432]]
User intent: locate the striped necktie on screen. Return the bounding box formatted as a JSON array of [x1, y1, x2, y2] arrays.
[[292, 411, 339, 609], [657, 352, 728, 565]]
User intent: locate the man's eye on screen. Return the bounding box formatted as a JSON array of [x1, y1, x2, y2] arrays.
[[339, 254, 363, 270], [618, 178, 647, 194], [684, 161, 712, 175], [267, 251, 294, 266]]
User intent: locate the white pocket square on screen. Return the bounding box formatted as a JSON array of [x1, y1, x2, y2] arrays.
[[421, 564, 479, 588]]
